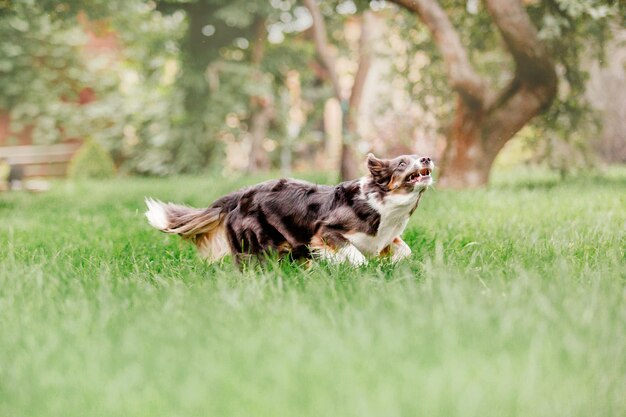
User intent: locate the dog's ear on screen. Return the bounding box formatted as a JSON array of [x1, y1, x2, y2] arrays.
[[367, 153, 391, 186]]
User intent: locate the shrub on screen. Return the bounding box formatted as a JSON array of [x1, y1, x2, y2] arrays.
[[68, 139, 116, 179]]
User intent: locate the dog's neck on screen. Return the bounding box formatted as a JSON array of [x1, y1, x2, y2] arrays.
[[359, 176, 424, 222]]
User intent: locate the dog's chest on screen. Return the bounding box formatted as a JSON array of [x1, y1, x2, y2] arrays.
[[348, 192, 418, 255]]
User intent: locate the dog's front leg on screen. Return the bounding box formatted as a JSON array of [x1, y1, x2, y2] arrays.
[[310, 232, 368, 266], [330, 243, 368, 266], [382, 236, 412, 263]]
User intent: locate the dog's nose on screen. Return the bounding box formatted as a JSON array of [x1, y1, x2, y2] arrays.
[[420, 157, 431, 165]]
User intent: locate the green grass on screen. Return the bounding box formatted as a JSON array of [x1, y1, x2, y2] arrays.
[[1, 168, 625, 417]]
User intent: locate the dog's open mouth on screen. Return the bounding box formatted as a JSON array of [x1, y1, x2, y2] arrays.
[[406, 168, 432, 184]]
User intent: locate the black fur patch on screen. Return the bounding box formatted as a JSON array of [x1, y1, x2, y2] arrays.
[[209, 178, 381, 261]]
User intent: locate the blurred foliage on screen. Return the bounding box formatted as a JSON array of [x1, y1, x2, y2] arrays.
[[0, 0, 93, 142], [68, 137, 116, 178], [0, 0, 186, 174], [0, 0, 622, 176], [529, 0, 616, 171], [153, 0, 315, 173]]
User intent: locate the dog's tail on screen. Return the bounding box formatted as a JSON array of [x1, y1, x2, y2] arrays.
[[144, 198, 221, 237], [145, 198, 229, 261]]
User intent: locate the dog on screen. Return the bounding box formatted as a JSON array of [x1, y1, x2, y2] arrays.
[[145, 153, 434, 266]]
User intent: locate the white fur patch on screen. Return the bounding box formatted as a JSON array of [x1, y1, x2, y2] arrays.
[[391, 239, 412, 263], [145, 198, 169, 230], [316, 243, 368, 266], [350, 183, 420, 256], [345, 232, 382, 256]]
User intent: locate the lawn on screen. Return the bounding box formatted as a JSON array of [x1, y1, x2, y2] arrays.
[[1, 168, 625, 417]]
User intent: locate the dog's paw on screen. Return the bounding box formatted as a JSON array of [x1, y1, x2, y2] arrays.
[[390, 238, 412, 263]]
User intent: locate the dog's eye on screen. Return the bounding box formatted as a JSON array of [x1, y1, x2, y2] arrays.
[[398, 161, 406, 168]]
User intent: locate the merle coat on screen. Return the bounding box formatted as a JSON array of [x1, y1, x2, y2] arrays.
[[146, 154, 434, 265]]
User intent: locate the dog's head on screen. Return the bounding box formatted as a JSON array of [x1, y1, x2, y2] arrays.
[[367, 153, 434, 193]]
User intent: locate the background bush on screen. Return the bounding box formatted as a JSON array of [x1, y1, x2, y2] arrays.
[[67, 138, 116, 179]]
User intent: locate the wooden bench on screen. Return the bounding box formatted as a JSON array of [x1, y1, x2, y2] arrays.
[[0, 142, 82, 178]]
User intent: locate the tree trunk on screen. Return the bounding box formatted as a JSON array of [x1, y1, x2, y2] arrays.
[[340, 11, 374, 181], [324, 98, 343, 171], [340, 143, 359, 181], [439, 80, 557, 187], [247, 17, 272, 173], [438, 98, 491, 188], [247, 99, 273, 173]]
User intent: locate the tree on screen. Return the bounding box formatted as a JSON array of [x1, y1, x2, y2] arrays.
[[155, 0, 255, 172], [389, 0, 555, 188], [156, 0, 308, 173], [303, 0, 373, 181], [389, 0, 618, 187]]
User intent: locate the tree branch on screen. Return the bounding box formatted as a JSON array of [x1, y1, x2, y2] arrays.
[[483, 84, 552, 153], [302, 0, 343, 101], [389, 0, 489, 106], [251, 15, 266, 66], [347, 11, 374, 132], [484, 0, 557, 89], [482, 0, 557, 148]]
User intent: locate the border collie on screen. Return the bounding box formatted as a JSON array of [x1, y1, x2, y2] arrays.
[[145, 153, 433, 266]]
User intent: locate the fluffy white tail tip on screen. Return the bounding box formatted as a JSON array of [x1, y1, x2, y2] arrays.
[[145, 198, 169, 230]]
